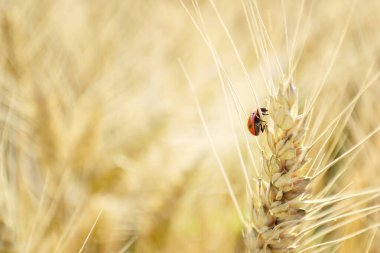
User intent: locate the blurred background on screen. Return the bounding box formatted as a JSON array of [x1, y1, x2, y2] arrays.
[[0, 0, 380, 252]]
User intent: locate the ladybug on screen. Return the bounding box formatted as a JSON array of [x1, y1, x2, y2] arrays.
[[247, 108, 268, 136]]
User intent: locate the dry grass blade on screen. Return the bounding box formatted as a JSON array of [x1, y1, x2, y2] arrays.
[[78, 209, 103, 253]]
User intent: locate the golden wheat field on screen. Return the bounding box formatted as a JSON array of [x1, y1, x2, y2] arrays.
[[1, 0, 380, 252]]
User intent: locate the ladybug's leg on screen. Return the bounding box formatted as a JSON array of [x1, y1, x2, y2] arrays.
[[260, 122, 267, 132]]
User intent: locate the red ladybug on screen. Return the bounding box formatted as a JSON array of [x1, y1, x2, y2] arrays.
[[247, 108, 268, 136]]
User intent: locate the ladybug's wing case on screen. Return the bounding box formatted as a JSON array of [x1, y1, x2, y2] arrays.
[[248, 112, 257, 135]]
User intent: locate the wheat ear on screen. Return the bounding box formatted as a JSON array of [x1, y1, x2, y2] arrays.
[[244, 81, 310, 252]]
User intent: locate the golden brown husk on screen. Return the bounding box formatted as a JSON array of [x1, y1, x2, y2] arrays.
[[245, 82, 310, 252]]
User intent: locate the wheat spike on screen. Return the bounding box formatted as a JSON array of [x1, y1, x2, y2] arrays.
[[245, 81, 310, 252]]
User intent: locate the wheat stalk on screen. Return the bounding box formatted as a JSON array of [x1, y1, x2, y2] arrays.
[[244, 81, 310, 252], [244, 76, 380, 252]]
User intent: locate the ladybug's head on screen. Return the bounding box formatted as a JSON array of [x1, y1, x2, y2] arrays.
[[258, 107, 269, 116]]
